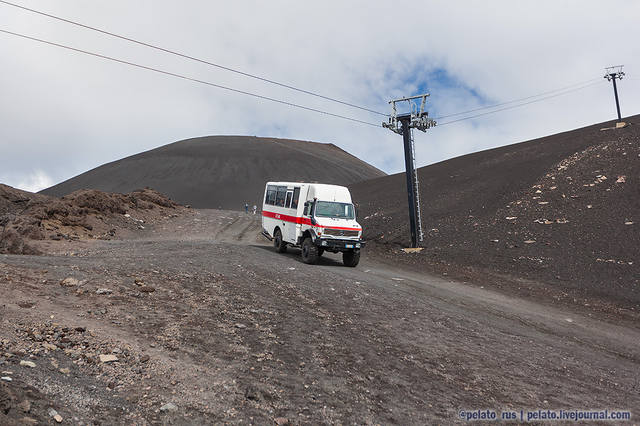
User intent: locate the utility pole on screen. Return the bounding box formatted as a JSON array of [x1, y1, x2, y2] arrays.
[[604, 65, 625, 122], [383, 94, 436, 248]]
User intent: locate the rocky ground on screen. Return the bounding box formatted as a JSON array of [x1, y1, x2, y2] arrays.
[[352, 117, 639, 315], [1, 209, 639, 424], [1, 116, 639, 423], [0, 185, 183, 255]]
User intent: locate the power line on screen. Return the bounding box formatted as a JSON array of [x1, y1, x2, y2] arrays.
[[433, 77, 602, 120], [0, 0, 388, 117], [0, 29, 382, 128], [437, 80, 605, 126]]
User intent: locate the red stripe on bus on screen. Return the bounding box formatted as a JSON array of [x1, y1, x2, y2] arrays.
[[262, 210, 361, 231]]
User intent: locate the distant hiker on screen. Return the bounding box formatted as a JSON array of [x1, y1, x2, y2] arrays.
[[252, 205, 257, 215], [245, 203, 249, 214]]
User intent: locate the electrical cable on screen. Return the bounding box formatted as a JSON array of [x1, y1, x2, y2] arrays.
[[0, 0, 389, 117], [0, 29, 382, 128], [433, 77, 602, 120], [437, 80, 606, 126]]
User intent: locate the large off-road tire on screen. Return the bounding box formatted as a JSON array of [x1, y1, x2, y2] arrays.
[[343, 249, 360, 267], [273, 229, 287, 253], [301, 237, 319, 264]]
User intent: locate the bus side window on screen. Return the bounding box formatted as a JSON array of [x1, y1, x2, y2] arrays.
[[303, 202, 309, 216], [276, 187, 286, 207], [266, 186, 276, 205], [285, 191, 293, 208], [291, 187, 300, 209]]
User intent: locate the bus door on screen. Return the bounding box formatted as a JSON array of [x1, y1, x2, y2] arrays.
[[285, 187, 300, 242]]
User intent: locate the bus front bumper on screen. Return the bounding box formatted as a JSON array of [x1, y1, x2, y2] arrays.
[[316, 238, 364, 250]]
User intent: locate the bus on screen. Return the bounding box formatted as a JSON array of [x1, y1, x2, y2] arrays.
[[261, 182, 364, 266]]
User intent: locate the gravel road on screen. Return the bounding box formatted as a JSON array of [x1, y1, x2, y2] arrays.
[[1, 209, 638, 424]]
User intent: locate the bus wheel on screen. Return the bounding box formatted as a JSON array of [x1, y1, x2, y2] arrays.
[[317, 248, 324, 257], [343, 249, 360, 267], [274, 229, 287, 253], [301, 237, 319, 264]]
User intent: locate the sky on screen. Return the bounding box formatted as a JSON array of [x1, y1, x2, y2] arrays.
[[1, 0, 639, 192]]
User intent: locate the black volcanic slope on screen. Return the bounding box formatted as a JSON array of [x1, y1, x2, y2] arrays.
[[42, 136, 385, 209], [351, 115, 639, 307]]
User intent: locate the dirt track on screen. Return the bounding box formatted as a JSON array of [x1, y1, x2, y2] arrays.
[[1, 209, 639, 424]]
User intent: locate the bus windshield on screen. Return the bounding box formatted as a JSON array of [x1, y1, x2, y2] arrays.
[[314, 201, 355, 219]]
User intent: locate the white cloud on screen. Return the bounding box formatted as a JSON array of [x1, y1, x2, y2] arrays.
[[0, 0, 638, 188], [12, 170, 54, 193]]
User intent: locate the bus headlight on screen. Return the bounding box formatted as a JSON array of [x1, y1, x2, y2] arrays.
[[321, 241, 328, 246]]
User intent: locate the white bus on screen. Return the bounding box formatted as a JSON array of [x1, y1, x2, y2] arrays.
[[261, 182, 364, 266]]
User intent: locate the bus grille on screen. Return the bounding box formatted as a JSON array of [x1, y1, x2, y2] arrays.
[[323, 228, 359, 237]]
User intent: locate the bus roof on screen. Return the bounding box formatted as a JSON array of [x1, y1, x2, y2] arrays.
[[265, 182, 352, 203]]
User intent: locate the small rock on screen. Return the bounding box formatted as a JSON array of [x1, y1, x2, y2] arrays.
[[1, 376, 12, 382], [274, 417, 289, 425], [43, 343, 57, 351], [96, 288, 112, 295], [616, 175, 626, 183], [60, 277, 80, 287], [139, 286, 155, 293], [48, 408, 63, 423], [524, 240, 536, 244], [99, 354, 118, 363], [160, 402, 178, 412], [18, 399, 31, 413], [625, 221, 634, 225], [245, 386, 261, 401], [20, 417, 37, 425], [20, 360, 36, 368], [235, 323, 247, 329], [139, 354, 150, 363], [59, 368, 70, 374], [586, 205, 592, 209]]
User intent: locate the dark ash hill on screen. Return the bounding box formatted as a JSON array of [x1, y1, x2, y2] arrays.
[[351, 115, 639, 309], [42, 136, 385, 209]]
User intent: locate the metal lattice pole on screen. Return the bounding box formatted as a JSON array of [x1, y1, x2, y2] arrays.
[[383, 94, 435, 248], [604, 65, 625, 122]]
